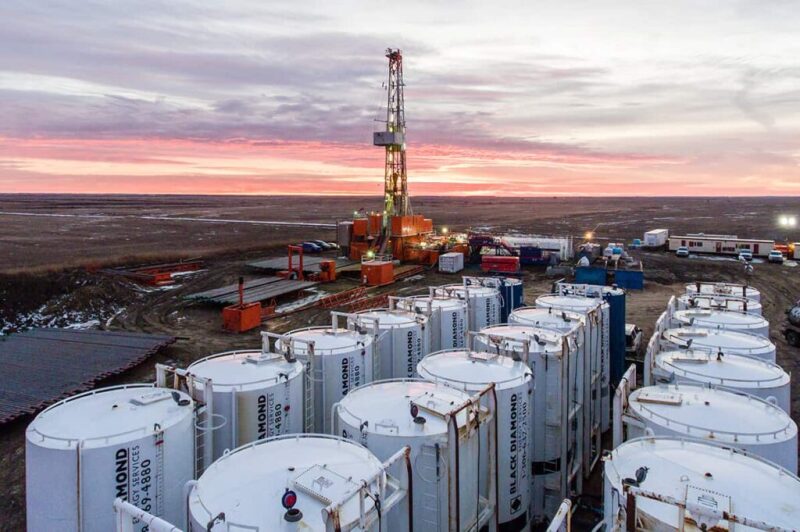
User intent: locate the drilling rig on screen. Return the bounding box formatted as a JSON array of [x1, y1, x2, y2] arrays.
[[345, 48, 435, 262], [374, 48, 411, 231]]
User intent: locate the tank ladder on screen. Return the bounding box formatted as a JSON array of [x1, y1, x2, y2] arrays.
[[332, 311, 382, 382], [418, 442, 443, 529], [262, 331, 318, 433], [154, 426, 166, 518], [155, 364, 214, 477]]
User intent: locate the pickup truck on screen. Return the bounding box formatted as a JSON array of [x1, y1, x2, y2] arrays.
[[625, 323, 644, 360]]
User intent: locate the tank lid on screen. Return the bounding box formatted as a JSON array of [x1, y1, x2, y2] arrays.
[[357, 309, 420, 326], [188, 350, 303, 389], [27, 384, 193, 448], [417, 350, 531, 391], [478, 324, 566, 354], [189, 435, 382, 530], [685, 282, 761, 297], [337, 379, 471, 436], [662, 327, 774, 354], [510, 307, 584, 329], [435, 284, 498, 297], [401, 295, 466, 312], [654, 350, 789, 388], [535, 294, 602, 312], [606, 437, 800, 530], [679, 293, 760, 306], [280, 327, 373, 355], [628, 384, 796, 443], [673, 309, 768, 329]]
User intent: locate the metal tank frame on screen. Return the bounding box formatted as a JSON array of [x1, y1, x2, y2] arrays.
[[155, 344, 305, 474], [416, 342, 533, 530], [472, 327, 583, 522], [343, 305, 431, 380], [268, 320, 378, 434], [433, 277, 505, 331], [331, 378, 499, 532], [394, 294, 469, 351], [535, 294, 605, 478], [604, 436, 800, 532]]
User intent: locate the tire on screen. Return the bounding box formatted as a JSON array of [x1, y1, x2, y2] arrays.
[[786, 329, 800, 347]]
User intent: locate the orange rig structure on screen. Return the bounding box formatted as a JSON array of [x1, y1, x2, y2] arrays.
[[341, 49, 467, 266]]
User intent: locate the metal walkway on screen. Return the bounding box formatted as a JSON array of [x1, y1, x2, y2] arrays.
[[184, 277, 318, 305]]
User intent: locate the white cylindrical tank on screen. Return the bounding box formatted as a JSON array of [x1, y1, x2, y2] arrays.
[[355, 308, 431, 379], [474, 324, 580, 522], [187, 434, 389, 531], [26, 384, 195, 532], [651, 349, 791, 412], [333, 379, 482, 532], [433, 284, 502, 331], [661, 327, 776, 363], [536, 294, 611, 434], [685, 282, 761, 302], [186, 350, 304, 460], [676, 293, 762, 315], [625, 383, 797, 471], [396, 295, 467, 351], [604, 437, 800, 531], [277, 326, 374, 433], [671, 309, 770, 338], [417, 349, 533, 530]]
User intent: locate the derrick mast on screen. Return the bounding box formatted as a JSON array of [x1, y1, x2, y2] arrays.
[[373, 48, 411, 230]]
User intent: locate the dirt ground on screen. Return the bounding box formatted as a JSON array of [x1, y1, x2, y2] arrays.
[[1, 195, 799, 530]]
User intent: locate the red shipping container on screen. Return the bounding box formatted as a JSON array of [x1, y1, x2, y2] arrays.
[[481, 255, 520, 273]]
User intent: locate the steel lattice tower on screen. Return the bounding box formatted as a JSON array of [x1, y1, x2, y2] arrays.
[[374, 48, 411, 229]]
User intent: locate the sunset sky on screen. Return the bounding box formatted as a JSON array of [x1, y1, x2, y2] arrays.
[[1, 1, 798, 196]]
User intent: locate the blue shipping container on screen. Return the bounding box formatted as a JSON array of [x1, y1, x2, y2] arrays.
[[614, 270, 644, 290], [575, 266, 607, 286]]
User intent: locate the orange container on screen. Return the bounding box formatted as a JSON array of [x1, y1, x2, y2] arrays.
[[349, 241, 369, 260], [368, 213, 383, 236], [353, 218, 368, 237], [222, 302, 262, 333], [422, 219, 433, 233], [361, 261, 394, 286], [318, 260, 337, 282]]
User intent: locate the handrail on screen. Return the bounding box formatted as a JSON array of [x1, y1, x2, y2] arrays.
[[545, 499, 573, 532], [656, 351, 787, 386], [182, 350, 302, 389], [28, 384, 191, 445], [661, 327, 773, 355], [114, 498, 182, 532], [613, 364, 637, 448], [321, 445, 412, 532], [622, 485, 792, 532], [629, 385, 794, 439]]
